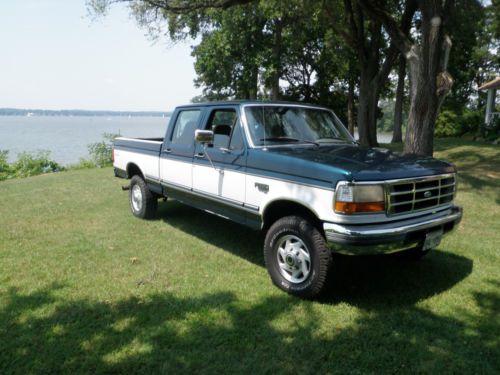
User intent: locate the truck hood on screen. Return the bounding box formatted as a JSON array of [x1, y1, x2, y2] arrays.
[[250, 144, 456, 183]]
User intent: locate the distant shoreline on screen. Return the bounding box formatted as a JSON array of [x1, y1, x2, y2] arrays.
[[0, 108, 172, 117]]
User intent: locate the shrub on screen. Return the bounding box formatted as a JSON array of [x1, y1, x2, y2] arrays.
[[435, 110, 461, 137], [460, 109, 483, 134], [10, 151, 64, 179], [0, 150, 11, 181], [435, 109, 485, 138], [70, 158, 98, 170], [87, 133, 120, 168]]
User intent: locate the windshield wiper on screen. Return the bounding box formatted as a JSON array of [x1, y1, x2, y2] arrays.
[[260, 137, 319, 146], [316, 137, 350, 144]]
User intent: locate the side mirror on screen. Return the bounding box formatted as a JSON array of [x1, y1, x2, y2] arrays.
[[194, 129, 214, 144]]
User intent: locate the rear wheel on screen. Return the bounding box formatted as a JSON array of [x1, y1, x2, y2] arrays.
[[264, 216, 332, 298], [129, 175, 157, 219]]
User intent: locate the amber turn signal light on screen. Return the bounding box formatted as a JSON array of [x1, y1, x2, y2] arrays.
[[334, 201, 385, 214]]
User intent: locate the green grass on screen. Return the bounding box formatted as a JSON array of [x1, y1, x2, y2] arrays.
[[0, 138, 498, 374]]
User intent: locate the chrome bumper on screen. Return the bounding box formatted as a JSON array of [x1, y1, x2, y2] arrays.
[[323, 206, 463, 255]]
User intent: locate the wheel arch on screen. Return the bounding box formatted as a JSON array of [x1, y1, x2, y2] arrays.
[[126, 163, 144, 179], [262, 199, 322, 232]]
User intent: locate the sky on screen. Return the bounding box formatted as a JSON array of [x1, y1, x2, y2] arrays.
[[0, 0, 201, 111]]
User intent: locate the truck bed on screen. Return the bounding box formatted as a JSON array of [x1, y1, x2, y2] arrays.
[[114, 137, 163, 153], [113, 137, 163, 182]]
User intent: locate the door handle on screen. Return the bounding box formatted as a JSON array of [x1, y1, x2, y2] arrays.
[[194, 152, 205, 158], [162, 148, 172, 154]]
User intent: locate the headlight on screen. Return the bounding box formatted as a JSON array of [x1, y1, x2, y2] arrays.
[[334, 181, 385, 214]]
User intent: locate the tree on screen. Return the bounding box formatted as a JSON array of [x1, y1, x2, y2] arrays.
[[360, 0, 456, 156], [326, 0, 388, 147], [473, 1, 500, 109], [492, 0, 500, 38], [325, 0, 419, 147], [444, 0, 488, 112], [278, 7, 351, 108], [392, 54, 406, 143], [190, 4, 266, 99]]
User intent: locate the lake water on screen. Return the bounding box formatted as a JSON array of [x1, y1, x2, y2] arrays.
[[0, 116, 169, 165], [0, 115, 393, 165]]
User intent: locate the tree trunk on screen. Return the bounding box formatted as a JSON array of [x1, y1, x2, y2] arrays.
[[247, 63, 259, 100], [404, 4, 453, 156], [392, 55, 405, 143], [270, 18, 282, 100], [357, 0, 457, 155], [368, 84, 379, 146], [347, 78, 355, 135], [357, 68, 381, 147]]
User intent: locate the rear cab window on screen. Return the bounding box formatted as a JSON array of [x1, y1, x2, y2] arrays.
[[171, 109, 201, 145]]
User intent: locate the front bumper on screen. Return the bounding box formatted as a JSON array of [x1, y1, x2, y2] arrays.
[[323, 206, 463, 255]]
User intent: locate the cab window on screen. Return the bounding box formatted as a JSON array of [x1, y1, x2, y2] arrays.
[[171, 110, 201, 145], [205, 109, 238, 148]]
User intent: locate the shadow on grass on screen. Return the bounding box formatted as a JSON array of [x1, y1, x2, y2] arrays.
[[157, 201, 473, 307], [432, 138, 499, 153], [434, 141, 500, 200], [26, 199, 485, 373], [157, 201, 265, 267], [322, 249, 473, 309], [1, 279, 497, 374]]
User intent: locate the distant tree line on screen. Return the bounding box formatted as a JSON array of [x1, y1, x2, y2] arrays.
[[0, 108, 172, 117], [88, 0, 499, 156]]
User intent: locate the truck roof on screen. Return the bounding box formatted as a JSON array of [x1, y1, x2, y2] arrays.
[[175, 100, 329, 110]]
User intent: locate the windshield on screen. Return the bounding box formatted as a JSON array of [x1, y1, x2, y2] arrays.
[[244, 105, 354, 147]]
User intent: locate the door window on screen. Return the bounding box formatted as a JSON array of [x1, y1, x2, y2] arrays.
[[206, 109, 238, 148]]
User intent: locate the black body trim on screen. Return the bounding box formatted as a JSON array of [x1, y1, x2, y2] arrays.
[[162, 181, 262, 230]]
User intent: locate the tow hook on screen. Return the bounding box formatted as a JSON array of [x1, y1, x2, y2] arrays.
[[121, 185, 130, 191]]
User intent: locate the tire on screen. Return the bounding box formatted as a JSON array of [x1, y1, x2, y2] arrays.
[[264, 216, 332, 298], [129, 175, 157, 219]]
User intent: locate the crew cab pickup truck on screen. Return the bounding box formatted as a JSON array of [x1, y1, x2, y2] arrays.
[[113, 101, 463, 298]]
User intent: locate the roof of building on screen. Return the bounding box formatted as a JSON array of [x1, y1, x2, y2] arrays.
[[478, 77, 500, 91]]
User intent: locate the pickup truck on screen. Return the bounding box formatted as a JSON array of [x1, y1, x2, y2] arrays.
[[113, 101, 463, 298]]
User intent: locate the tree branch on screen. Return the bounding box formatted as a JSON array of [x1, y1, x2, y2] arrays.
[[373, 0, 417, 87], [323, 1, 357, 50], [141, 0, 254, 13], [359, 0, 417, 57], [343, 0, 368, 61]]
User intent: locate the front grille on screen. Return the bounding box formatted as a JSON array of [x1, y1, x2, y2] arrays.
[[386, 174, 456, 215]]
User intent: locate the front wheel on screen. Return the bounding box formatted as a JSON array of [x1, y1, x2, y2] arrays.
[[264, 216, 332, 298], [129, 175, 157, 219]]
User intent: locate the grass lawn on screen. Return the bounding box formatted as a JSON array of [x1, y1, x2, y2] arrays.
[[0, 138, 498, 374]]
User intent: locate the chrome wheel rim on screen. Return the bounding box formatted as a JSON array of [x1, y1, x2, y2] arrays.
[[131, 184, 143, 212], [276, 235, 311, 284]]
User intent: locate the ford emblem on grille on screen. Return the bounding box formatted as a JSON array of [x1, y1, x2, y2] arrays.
[[424, 190, 432, 198]]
